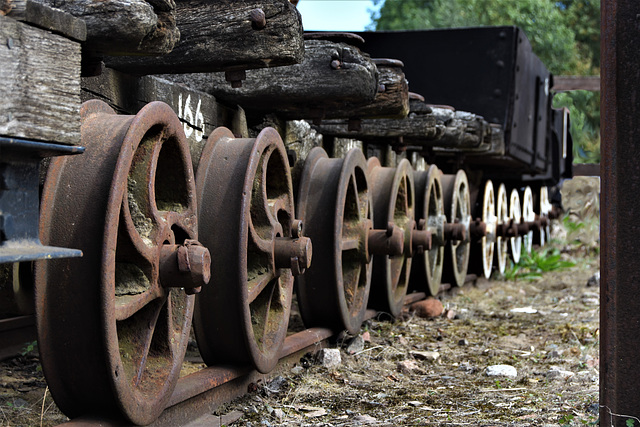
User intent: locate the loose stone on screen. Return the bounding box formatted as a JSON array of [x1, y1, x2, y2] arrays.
[[409, 298, 444, 318], [486, 364, 517, 378], [318, 348, 341, 368]]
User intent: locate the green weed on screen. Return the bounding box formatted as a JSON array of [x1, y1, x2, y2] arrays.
[[21, 340, 37, 356], [503, 247, 575, 281]]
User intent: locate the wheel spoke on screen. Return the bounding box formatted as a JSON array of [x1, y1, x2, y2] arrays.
[[341, 237, 360, 251], [247, 268, 277, 304], [115, 288, 165, 321], [117, 298, 164, 388]]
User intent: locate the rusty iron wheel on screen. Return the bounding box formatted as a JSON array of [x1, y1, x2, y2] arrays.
[[36, 100, 201, 425], [296, 147, 373, 334], [523, 186, 535, 254], [495, 183, 509, 275], [441, 170, 471, 287], [366, 158, 415, 317], [537, 186, 552, 246], [477, 180, 497, 279], [509, 189, 523, 264], [410, 165, 445, 296], [194, 127, 306, 374]]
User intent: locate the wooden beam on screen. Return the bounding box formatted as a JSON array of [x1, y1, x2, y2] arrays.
[[341, 58, 409, 120], [315, 102, 488, 151], [38, 0, 179, 55], [105, 0, 304, 74], [0, 15, 81, 145], [164, 39, 378, 120], [572, 163, 600, 177], [0, 0, 86, 41], [552, 75, 600, 92]]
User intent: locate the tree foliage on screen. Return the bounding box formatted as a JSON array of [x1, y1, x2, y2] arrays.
[[370, 0, 600, 163]]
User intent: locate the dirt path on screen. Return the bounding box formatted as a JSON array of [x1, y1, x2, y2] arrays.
[[218, 244, 600, 426], [0, 239, 600, 427]]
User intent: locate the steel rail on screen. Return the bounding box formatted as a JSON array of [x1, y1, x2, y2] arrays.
[[61, 292, 435, 426]]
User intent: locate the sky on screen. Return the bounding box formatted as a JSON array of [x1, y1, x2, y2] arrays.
[[296, 0, 380, 32]]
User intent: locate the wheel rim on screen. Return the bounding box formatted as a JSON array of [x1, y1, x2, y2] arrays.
[[296, 147, 372, 334], [441, 170, 471, 287], [539, 186, 552, 246], [522, 186, 535, 254], [411, 165, 445, 296], [495, 184, 509, 275], [36, 100, 198, 425], [194, 127, 303, 374], [367, 158, 414, 316], [479, 181, 497, 279], [509, 189, 522, 264]]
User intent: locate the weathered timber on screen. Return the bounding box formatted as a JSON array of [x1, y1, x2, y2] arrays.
[[0, 15, 81, 145], [316, 115, 441, 142], [0, 0, 86, 41], [342, 58, 409, 119], [166, 39, 378, 120], [304, 32, 365, 47], [316, 102, 490, 151], [426, 107, 487, 148], [39, 0, 179, 55], [553, 75, 600, 92], [106, 0, 304, 74], [82, 67, 218, 170], [439, 124, 504, 156]]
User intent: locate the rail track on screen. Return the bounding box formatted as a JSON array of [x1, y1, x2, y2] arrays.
[[1, 1, 570, 425]]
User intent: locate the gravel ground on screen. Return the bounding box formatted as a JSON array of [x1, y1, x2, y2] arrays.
[[213, 240, 600, 427], [0, 220, 601, 427]]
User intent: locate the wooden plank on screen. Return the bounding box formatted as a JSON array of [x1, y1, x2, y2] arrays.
[[338, 58, 409, 119], [0, 15, 81, 145], [38, 0, 178, 55], [572, 163, 600, 177], [106, 0, 304, 74], [552, 75, 600, 91], [165, 39, 378, 120], [0, 0, 86, 41], [316, 104, 490, 150], [426, 107, 488, 148], [82, 67, 219, 170], [316, 114, 440, 142]]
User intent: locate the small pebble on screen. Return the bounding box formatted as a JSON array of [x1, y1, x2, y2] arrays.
[[510, 306, 538, 314], [409, 298, 444, 318], [407, 401, 422, 407], [347, 335, 365, 354], [353, 414, 378, 424], [547, 350, 561, 359], [291, 366, 304, 375], [318, 348, 341, 368], [546, 367, 574, 380], [410, 350, 440, 362], [458, 362, 475, 373], [397, 360, 421, 374], [458, 338, 469, 346], [486, 364, 517, 379], [362, 331, 371, 342], [264, 376, 287, 395], [586, 271, 600, 287], [272, 408, 284, 420]]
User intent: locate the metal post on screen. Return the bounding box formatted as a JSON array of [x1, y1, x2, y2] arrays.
[[601, 1, 640, 425]]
